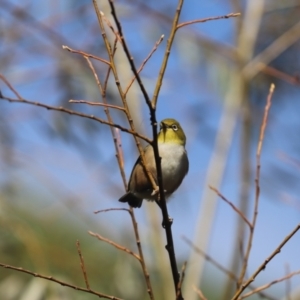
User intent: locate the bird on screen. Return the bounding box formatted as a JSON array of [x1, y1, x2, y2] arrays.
[[119, 118, 189, 208]]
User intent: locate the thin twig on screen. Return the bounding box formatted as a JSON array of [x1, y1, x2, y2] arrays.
[[0, 73, 22, 99], [115, 128, 125, 173], [128, 206, 154, 299], [99, 10, 122, 42], [176, 262, 187, 300], [0, 263, 122, 300], [232, 223, 300, 299], [62, 45, 111, 66], [95, 1, 185, 298], [93, 0, 158, 196], [285, 264, 292, 300], [88, 231, 141, 262], [237, 83, 275, 287], [124, 34, 164, 96], [85, 28, 155, 299], [0, 95, 151, 143], [183, 236, 236, 281], [107, 0, 152, 108], [259, 63, 300, 86], [76, 240, 90, 290], [152, 0, 183, 108], [183, 236, 277, 300], [69, 100, 125, 112], [84, 40, 129, 189], [127, 1, 185, 299], [209, 186, 252, 228], [92, 206, 155, 300], [238, 270, 300, 299], [94, 208, 131, 214], [177, 12, 241, 29], [192, 285, 207, 300]]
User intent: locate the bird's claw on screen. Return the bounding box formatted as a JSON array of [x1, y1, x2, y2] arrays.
[[162, 216, 173, 228], [151, 187, 160, 196]]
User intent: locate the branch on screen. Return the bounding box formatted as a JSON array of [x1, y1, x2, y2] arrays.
[[237, 83, 275, 287], [84, 47, 155, 299], [239, 270, 300, 299], [0, 95, 151, 144], [0, 262, 122, 300], [62, 45, 111, 66], [93, 1, 158, 197], [124, 34, 164, 96], [209, 186, 252, 228], [259, 63, 300, 86], [107, 0, 152, 108], [192, 285, 207, 300], [177, 12, 241, 29], [76, 240, 90, 290], [94, 208, 131, 214], [176, 262, 187, 300], [96, 2, 186, 299], [183, 236, 277, 300], [88, 231, 141, 262], [0, 74, 22, 99], [152, 0, 183, 108], [69, 100, 125, 112], [232, 223, 300, 299], [92, 207, 155, 300]]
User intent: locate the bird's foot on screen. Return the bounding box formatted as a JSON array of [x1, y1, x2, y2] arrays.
[[151, 186, 160, 197], [162, 216, 173, 228]]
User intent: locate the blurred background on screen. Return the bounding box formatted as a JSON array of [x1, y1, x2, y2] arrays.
[[1, 0, 300, 299]]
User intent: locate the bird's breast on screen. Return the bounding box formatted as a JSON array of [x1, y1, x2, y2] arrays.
[[158, 143, 188, 194]]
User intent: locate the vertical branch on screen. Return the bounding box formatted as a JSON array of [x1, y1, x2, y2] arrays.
[[76, 240, 90, 290], [152, 0, 184, 108], [84, 49, 155, 299], [93, 0, 158, 195], [232, 223, 300, 299], [236, 83, 275, 287], [100, 1, 186, 299]]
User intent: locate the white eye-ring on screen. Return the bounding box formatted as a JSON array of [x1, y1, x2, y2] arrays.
[[172, 124, 178, 131]]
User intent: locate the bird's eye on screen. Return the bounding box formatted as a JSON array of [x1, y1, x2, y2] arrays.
[[172, 124, 178, 131]]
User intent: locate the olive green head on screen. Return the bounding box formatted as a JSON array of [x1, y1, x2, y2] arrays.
[[157, 118, 186, 146]]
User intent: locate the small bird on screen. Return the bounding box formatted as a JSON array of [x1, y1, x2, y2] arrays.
[[119, 118, 189, 208]]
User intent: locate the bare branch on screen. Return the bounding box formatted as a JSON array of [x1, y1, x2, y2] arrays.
[[0, 73, 22, 100], [81, 27, 155, 299], [177, 12, 241, 29], [76, 240, 90, 290], [192, 285, 207, 300], [94, 208, 131, 214], [69, 100, 125, 112], [239, 270, 300, 299], [0, 95, 151, 144], [183, 236, 237, 281], [62, 45, 111, 66], [259, 63, 300, 86], [209, 186, 252, 228], [237, 83, 275, 287], [99, 10, 122, 42], [152, 0, 184, 108], [232, 223, 300, 299], [88, 231, 141, 262], [176, 262, 187, 300], [124, 34, 164, 96], [93, 0, 158, 198], [183, 236, 277, 300], [0, 262, 122, 300]]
